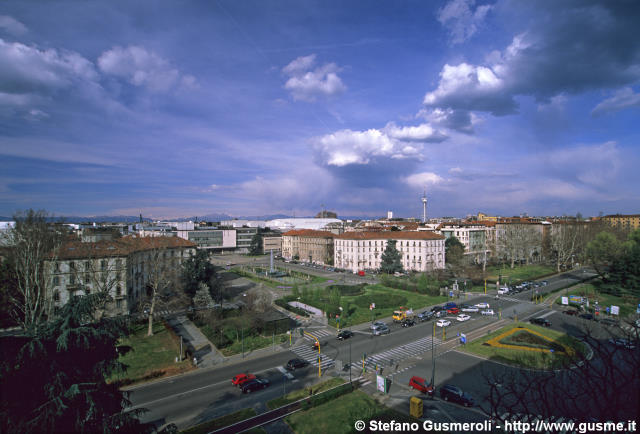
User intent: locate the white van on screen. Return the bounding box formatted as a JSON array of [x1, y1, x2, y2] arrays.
[[497, 287, 510, 295]]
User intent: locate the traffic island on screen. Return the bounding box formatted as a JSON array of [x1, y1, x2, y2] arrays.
[[460, 323, 586, 370]]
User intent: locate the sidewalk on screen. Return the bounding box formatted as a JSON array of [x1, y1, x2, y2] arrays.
[[166, 315, 224, 368]]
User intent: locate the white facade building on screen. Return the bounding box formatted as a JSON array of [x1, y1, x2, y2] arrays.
[[334, 231, 445, 273]]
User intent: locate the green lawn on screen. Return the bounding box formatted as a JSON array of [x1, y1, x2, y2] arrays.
[[181, 408, 257, 434], [267, 377, 345, 410], [460, 322, 585, 369], [555, 281, 639, 318], [108, 322, 193, 385], [218, 332, 289, 357], [285, 390, 417, 434], [325, 284, 447, 328], [485, 264, 556, 283]]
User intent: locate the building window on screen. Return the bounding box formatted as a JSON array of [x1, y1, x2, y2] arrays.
[[53, 276, 59, 286], [116, 286, 122, 296], [116, 259, 122, 268], [101, 260, 107, 271], [84, 261, 90, 270], [84, 274, 90, 284], [53, 291, 60, 302], [70, 275, 75, 285], [69, 261, 75, 270]]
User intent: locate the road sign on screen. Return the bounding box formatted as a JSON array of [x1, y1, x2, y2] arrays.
[[449, 291, 454, 297], [460, 333, 467, 344], [611, 305, 620, 315], [561, 296, 568, 305]]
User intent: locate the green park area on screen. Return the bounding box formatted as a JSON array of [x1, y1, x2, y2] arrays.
[[231, 266, 327, 287], [285, 389, 417, 434], [485, 264, 556, 283], [461, 323, 586, 369], [279, 283, 448, 328], [108, 322, 193, 386], [553, 281, 639, 318]]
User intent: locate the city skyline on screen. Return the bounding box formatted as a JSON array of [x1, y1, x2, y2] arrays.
[[1, 1, 640, 219]]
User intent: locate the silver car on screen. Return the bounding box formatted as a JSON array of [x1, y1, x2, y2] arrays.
[[372, 325, 390, 336], [370, 321, 386, 330]]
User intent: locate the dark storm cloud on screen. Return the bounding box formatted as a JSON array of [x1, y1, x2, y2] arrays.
[[425, 0, 640, 116]]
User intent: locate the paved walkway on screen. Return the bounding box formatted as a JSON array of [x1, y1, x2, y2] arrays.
[[166, 315, 224, 368]]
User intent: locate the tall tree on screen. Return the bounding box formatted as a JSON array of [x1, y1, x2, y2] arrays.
[[379, 239, 403, 274], [0, 292, 149, 433], [1, 210, 65, 331], [248, 233, 263, 256], [607, 228, 640, 297], [585, 231, 623, 281], [181, 249, 217, 299], [550, 223, 582, 272], [444, 236, 465, 268]]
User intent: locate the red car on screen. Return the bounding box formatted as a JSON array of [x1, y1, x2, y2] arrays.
[[232, 373, 256, 387], [409, 376, 434, 395], [447, 307, 460, 314]]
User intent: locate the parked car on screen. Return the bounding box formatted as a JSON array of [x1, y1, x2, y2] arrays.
[[579, 313, 597, 321], [370, 321, 386, 330], [456, 314, 471, 322], [444, 302, 457, 310], [285, 358, 309, 371], [497, 287, 509, 295], [475, 302, 490, 309], [439, 384, 474, 407], [481, 309, 494, 316], [241, 378, 270, 393], [530, 317, 551, 327], [436, 319, 451, 327], [461, 306, 479, 313], [447, 307, 460, 315], [562, 309, 579, 316], [609, 338, 636, 350], [401, 318, 416, 327], [337, 330, 354, 340], [232, 373, 256, 387], [372, 325, 391, 336], [417, 311, 434, 321], [409, 376, 434, 395], [541, 280, 548, 286], [431, 306, 445, 313]]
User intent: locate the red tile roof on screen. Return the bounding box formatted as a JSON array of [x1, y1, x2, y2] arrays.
[[51, 236, 196, 260], [335, 231, 444, 241], [282, 229, 336, 238]]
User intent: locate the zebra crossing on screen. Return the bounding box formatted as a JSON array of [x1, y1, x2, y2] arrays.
[[291, 329, 335, 369], [363, 336, 442, 371]]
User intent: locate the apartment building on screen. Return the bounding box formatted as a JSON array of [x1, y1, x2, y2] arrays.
[[438, 223, 494, 263], [334, 231, 445, 273], [45, 236, 196, 316], [281, 229, 335, 264], [602, 214, 640, 230]]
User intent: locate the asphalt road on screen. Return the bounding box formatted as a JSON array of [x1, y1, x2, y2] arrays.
[[128, 267, 600, 429]]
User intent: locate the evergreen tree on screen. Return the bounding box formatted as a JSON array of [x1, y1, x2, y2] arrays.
[[182, 249, 217, 299], [380, 239, 403, 274], [445, 236, 465, 267], [248, 233, 263, 256], [0, 292, 149, 433]]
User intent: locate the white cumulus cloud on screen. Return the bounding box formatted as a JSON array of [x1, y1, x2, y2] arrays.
[[98, 45, 192, 92], [384, 122, 448, 143], [282, 54, 346, 101], [405, 172, 444, 188]]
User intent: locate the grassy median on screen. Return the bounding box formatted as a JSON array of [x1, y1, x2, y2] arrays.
[[180, 408, 259, 434], [460, 322, 586, 369], [285, 390, 417, 434], [267, 377, 346, 410]]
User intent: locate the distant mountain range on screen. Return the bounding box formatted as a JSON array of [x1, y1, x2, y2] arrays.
[[0, 213, 379, 223]]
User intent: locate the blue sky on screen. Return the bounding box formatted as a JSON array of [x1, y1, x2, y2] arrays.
[[1, 0, 639, 219]]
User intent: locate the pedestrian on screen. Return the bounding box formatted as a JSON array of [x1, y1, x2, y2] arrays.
[[193, 357, 197, 366]]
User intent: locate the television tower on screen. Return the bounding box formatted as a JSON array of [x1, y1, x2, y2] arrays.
[[421, 190, 428, 223]]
